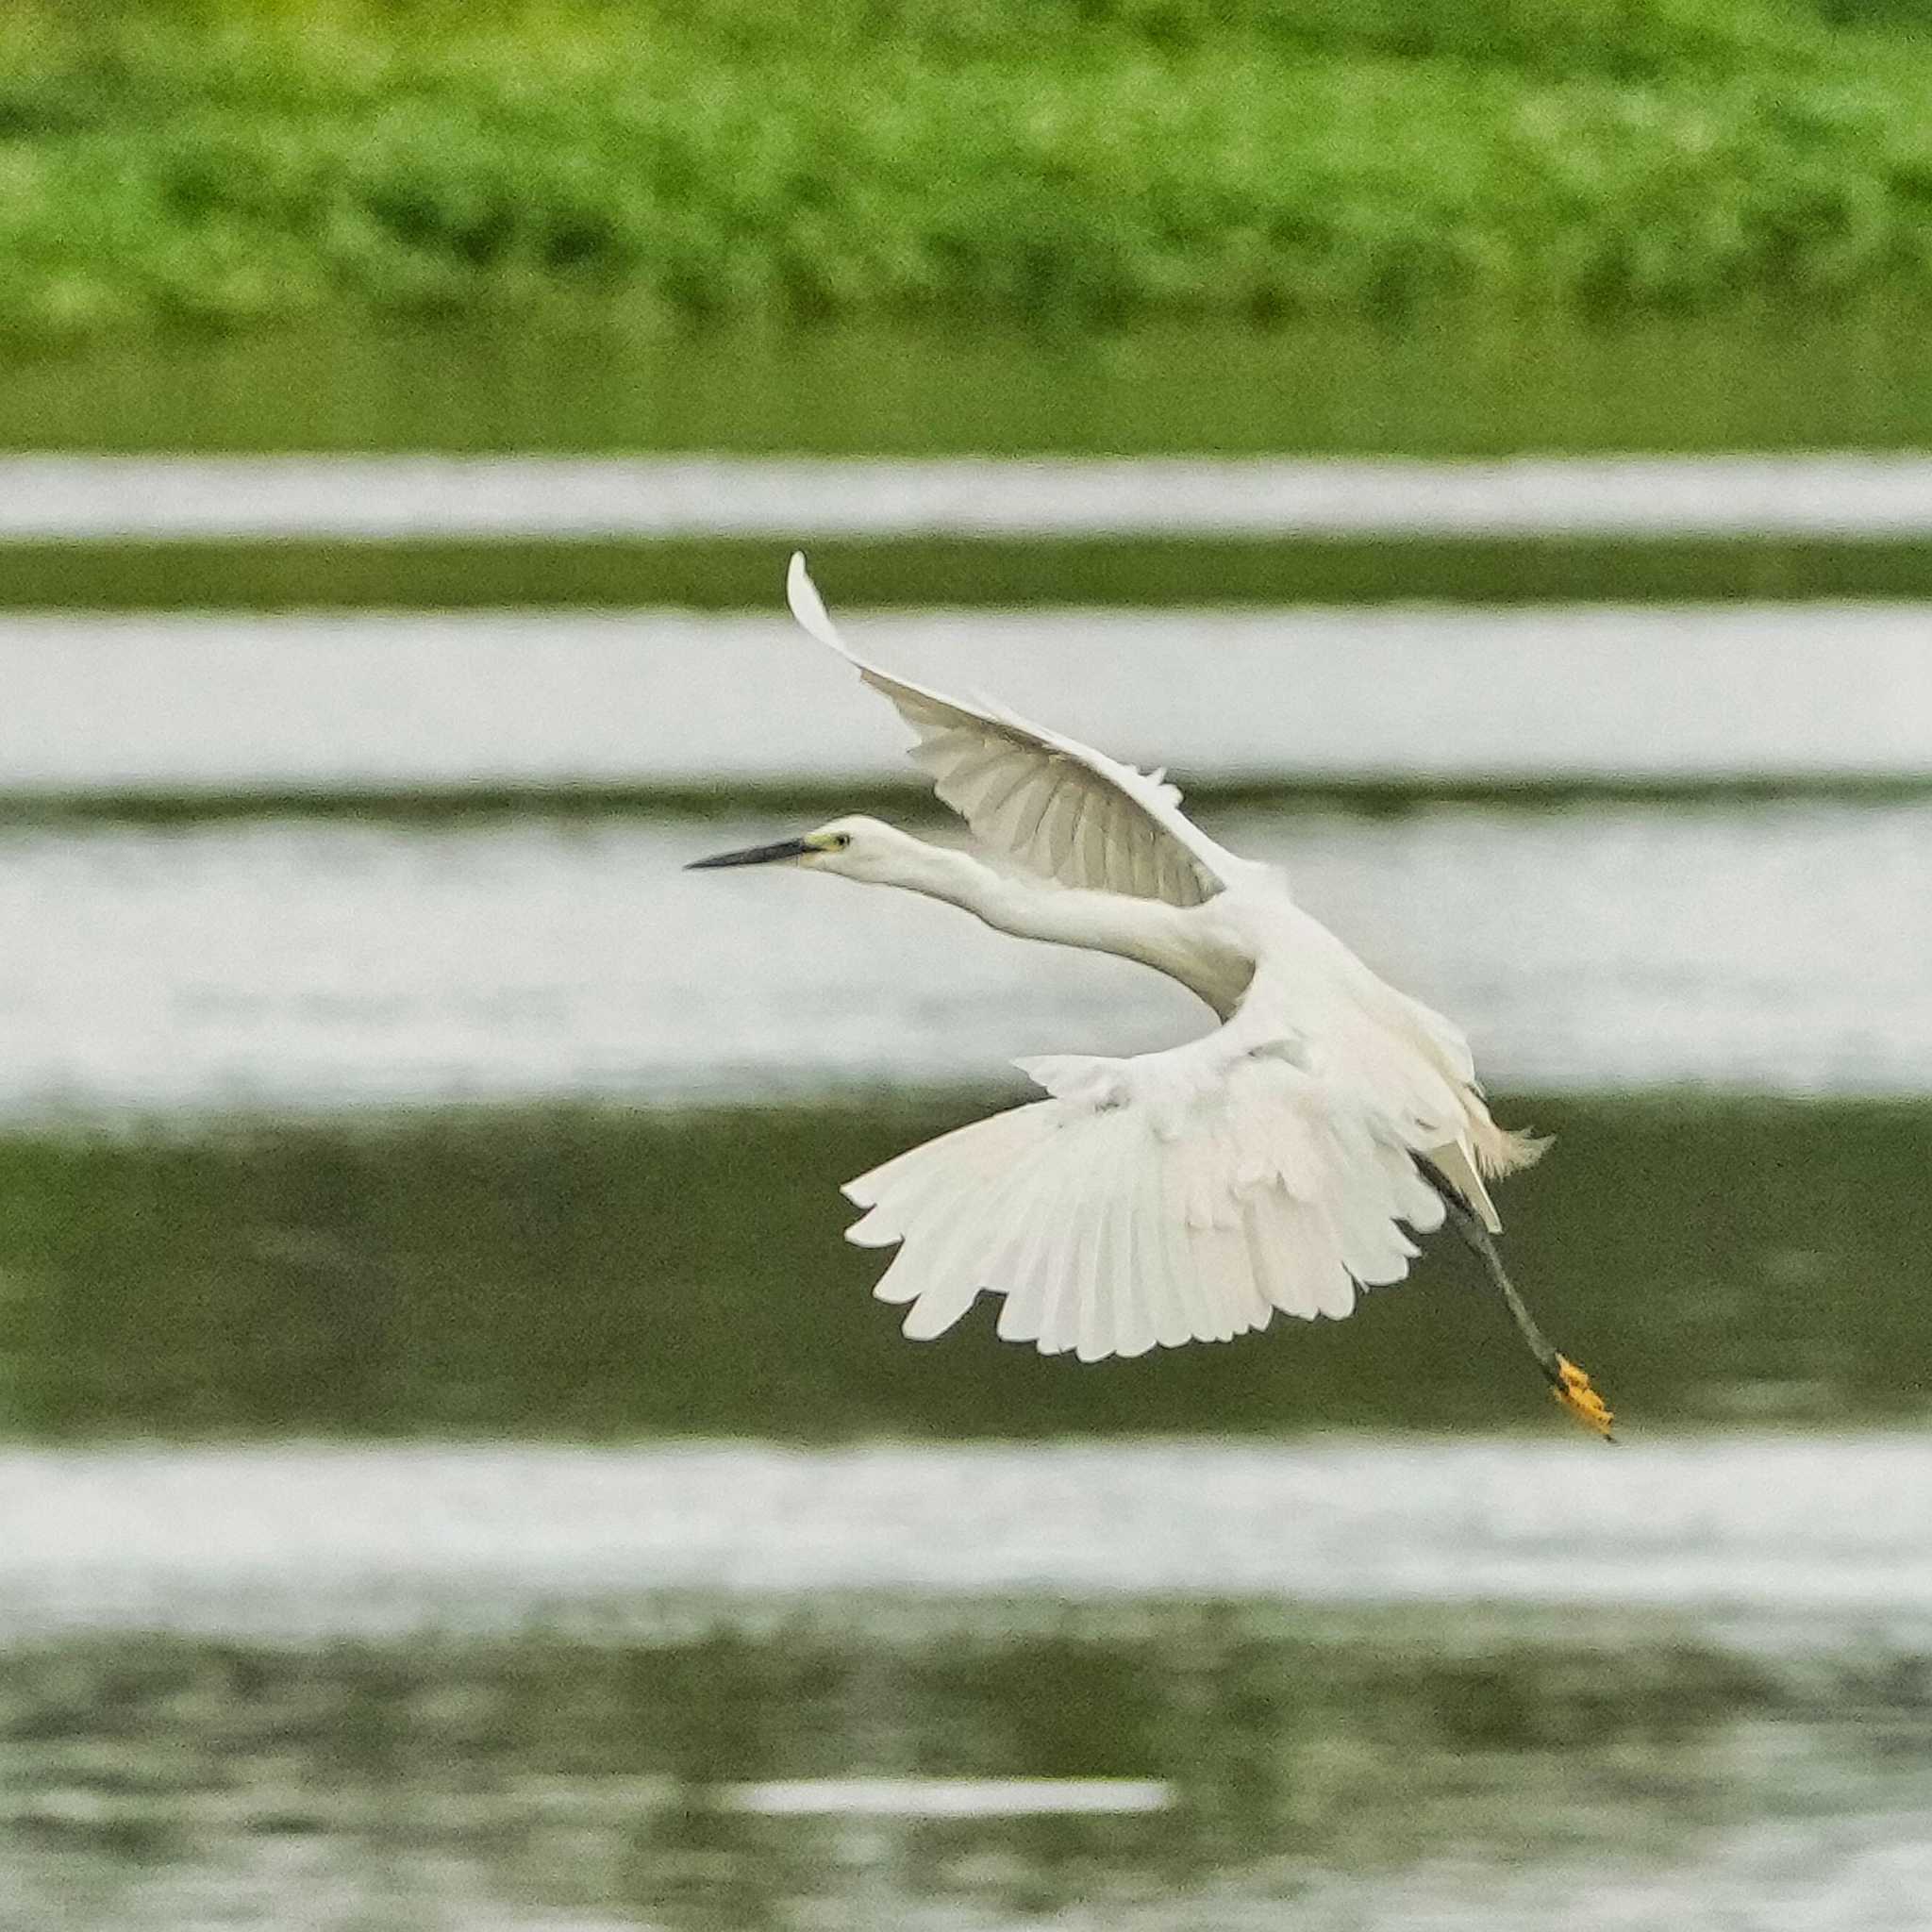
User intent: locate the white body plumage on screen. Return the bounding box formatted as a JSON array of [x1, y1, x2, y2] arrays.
[[691, 556, 1551, 1370]]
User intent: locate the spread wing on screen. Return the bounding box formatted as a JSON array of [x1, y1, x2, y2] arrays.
[[788, 553, 1236, 908], [841, 963, 1456, 1360]]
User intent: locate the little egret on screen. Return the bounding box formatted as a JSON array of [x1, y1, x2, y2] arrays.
[[689, 556, 1613, 1438]]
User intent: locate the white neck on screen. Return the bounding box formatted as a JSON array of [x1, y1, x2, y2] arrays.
[[871, 837, 1241, 1013]]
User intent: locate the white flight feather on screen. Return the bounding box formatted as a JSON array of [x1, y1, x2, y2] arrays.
[[841, 955, 1481, 1362], [788, 552, 1235, 909]]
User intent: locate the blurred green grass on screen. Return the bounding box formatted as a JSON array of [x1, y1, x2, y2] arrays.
[[4, 0, 1932, 346]]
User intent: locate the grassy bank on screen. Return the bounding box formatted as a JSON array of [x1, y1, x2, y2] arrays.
[[3, 1, 1932, 347]]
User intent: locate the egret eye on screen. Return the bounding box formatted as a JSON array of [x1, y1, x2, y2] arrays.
[[828, 833, 853, 850]]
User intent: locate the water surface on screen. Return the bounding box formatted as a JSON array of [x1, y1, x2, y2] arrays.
[[17, 455, 1932, 542], [0, 806, 1922, 1115], [8, 309, 1931, 1929], [1, 1097, 1923, 1436], [6, 604, 1930, 797], [7, 1596, 1928, 1931], [2, 1438, 1928, 1637], [7, 313, 1932, 458], [13, 318, 1932, 608], [4, 1436, 1930, 1924]]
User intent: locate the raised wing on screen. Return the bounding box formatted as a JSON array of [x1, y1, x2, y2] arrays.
[[788, 553, 1235, 908]]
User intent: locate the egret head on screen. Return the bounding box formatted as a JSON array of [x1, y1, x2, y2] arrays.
[[685, 815, 914, 885]]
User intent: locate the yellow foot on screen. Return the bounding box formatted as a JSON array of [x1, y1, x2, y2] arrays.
[[1552, 1355, 1615, 1441]]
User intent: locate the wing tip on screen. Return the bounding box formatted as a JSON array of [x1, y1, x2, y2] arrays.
[[786, 549, 849, 657]]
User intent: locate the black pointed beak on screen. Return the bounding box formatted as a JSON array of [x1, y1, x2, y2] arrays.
[[685, 837, 816, 871]]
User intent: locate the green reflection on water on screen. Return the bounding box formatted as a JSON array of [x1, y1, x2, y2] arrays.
[[6, 314, 1932, 609], [0, 1095, 1925, 1439], [7, 311, 1932, 458], [11, 532, 1932, 611], [2, 1606, 1924, 1930]]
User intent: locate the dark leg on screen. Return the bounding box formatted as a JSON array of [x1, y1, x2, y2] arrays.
[[1415, 1157, 1615, 1441]]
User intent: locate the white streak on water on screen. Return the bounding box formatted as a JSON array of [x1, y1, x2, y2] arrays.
[[720, 1779, 1174, 1817], [0, 1437, 1926, 1641], [0, 805, 1925, 1112], [2, 604, 1929, 793], [8, 454, 1932, 541]]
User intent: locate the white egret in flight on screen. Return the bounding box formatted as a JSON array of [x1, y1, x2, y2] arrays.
[[690, 556, 1613, 1438]]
